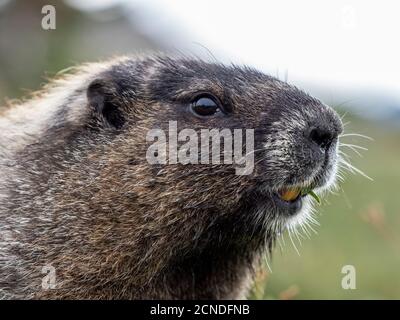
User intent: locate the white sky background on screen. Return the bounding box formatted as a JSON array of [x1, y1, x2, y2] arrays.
[[67, 0, 400, 115]]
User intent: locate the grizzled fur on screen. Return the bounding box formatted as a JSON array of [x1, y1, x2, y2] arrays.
[[0, 55, 342, 299]]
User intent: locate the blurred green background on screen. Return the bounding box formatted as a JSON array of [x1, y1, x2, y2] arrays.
[[0, 0, 399, 299]]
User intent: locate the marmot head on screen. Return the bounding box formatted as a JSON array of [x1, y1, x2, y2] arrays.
[[0, 53, 347, 299], [81, 56, 342, 250]]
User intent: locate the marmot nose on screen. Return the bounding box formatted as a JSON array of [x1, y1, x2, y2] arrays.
[[308, 126, 337, 150]]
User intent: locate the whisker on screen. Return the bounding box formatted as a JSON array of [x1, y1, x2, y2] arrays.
[[339, 143, 368, 151], [299, 223, 311, 239], [335, 99, 355, 110], [305, 221, 318, 235], [306, 214, 320, 227], [339, 145, 363, 157], [264, 255, 273, 273], [277, 235, 285, 253], [342, 121, 351, 127], [293, 227, 305, 243], [339, 133, 374, 141], [339, 158, 373, 181], [287, 229, 300, 256], [338, 150, 352, 160]]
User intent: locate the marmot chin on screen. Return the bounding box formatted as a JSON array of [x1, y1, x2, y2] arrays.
[[0, 55, 342, 299]]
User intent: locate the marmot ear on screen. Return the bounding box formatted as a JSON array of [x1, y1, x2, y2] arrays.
[[87, 79, 125, 129]]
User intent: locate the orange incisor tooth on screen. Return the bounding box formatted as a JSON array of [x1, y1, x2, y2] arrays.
[[280, 188, 300, 201]]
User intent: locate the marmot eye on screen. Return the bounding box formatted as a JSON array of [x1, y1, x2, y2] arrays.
[[190, 95, 221, 117]]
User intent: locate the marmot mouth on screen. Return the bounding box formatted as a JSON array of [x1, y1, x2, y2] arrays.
[[273, 186, 321, 215], [278, 188, 301, 202], [277, 186, 320, 203]]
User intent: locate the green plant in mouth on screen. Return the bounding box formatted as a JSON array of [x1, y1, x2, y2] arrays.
[[301, 188, 321, 204]]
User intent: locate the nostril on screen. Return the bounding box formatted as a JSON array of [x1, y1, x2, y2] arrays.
[[309, 127, 334, 150]]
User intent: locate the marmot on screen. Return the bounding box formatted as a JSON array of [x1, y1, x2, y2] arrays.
[[0, 55, 342, 299]]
